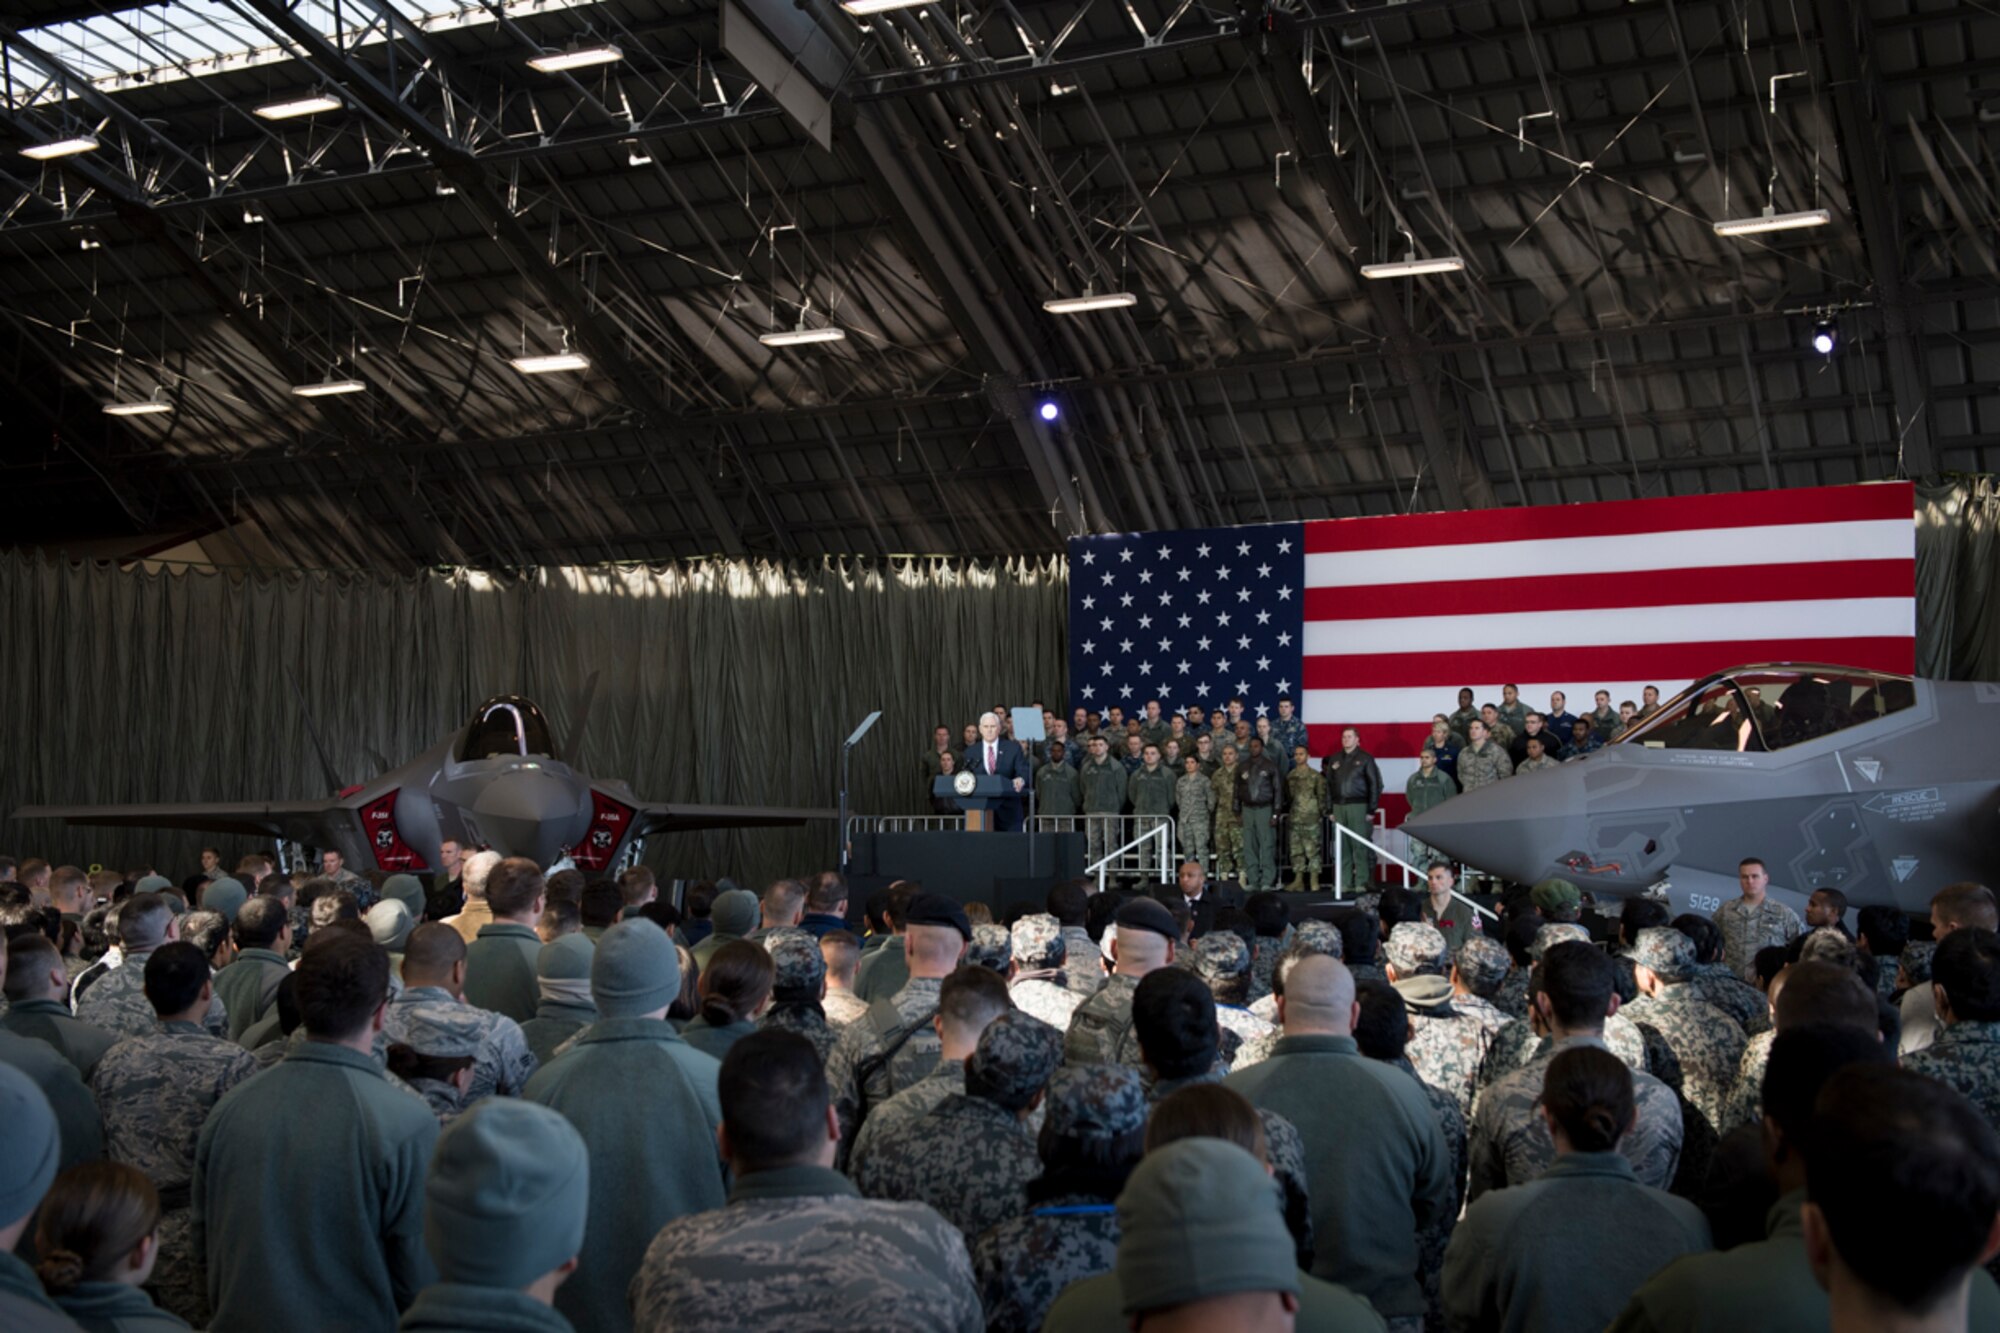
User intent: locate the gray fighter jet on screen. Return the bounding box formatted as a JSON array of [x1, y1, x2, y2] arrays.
[[1401, 664, 2000, 916], [12, 693, 834, 873]]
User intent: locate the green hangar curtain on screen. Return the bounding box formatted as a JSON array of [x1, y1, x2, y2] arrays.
[[1916, 478, 2000, 682], [0, 554, 1066, 886]]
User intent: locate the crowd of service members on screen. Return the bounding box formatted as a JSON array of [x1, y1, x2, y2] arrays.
[[0, 847, 1997, 1333]]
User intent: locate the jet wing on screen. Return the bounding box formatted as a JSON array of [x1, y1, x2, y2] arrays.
[[11, 801, 356, 845], [627, 802, 839, 836]]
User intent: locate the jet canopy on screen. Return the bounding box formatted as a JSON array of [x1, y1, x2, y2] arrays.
[[1617, 665, 1915, 754], [460, 696, 557, 760]]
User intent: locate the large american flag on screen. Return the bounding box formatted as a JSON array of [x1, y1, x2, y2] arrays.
[[1067, 481, 1917, 821]]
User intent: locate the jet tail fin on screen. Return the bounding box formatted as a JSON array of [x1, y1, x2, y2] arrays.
[[285, 665, 347, 794], [563, 670, 601, 767]]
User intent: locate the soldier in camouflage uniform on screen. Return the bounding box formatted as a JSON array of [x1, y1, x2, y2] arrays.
[[1282, 746, 1326, 892], [1515, 735, 1561, 774], [1078, 736, 1127, 871], [1386, 923, 1498, 1119], [1137, 699, 1172, 754], [385, 923, 538, 1110], [386, 1002, 484, 1125], [758, 927, 839, 1065], [1495, 684, 1528, 736], [1064, 899, 1179, 1069], [1712, 860, 1804, 980], [970, 1064, 1144, 1333], [852, 1012, 1063, 1243], [89, 941, 260, 1325], [826, 897, 971, 1166], [1625, 927, 1746, 1137], [1903, 928, 2000, 1127], [630, 1030, 983, 1333], [966, 923, 1012, 974], [1446, 688, 1480, 741], [1126, 745, 1176, 880], [1676, 916, 1773, 1036], [1467, 941, 1684, 1203], [1210, 744, 1244, 880], [1451, 938, 1515, 1035], [1478, 704, 1516, 752], [1008, 914, 1084, 1031], [1269, 698, 1309, 765], [1456, 720, 1514, 793], [1192, 732, 1219, 777], [1194, 933, 1276, 1050], [1175, 755, 1214, 871], [77, 894, 228, 1039]]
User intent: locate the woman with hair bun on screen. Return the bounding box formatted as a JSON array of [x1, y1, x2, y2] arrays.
[[1440, 1046, 1713, 1333], [33, 1162, 188, 1331]]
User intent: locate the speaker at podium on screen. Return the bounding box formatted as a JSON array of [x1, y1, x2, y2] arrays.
[[933, 772, 1012, 832]]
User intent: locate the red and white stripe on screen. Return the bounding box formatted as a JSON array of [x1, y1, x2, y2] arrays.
[[1299, 482, 1917, 822]]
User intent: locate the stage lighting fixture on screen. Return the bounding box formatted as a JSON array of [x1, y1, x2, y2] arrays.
[[254, 94, 343, 120], [1811, 320, 1837, 356], [21, 136, 98, 161], [1712, 207, 1831, 237], [510, 351, 591, 374], [1043, 291, 1138, 314], [104, 389, 171, 416], [1038, 401, 1060, 422], [527, 45, 623, 73]]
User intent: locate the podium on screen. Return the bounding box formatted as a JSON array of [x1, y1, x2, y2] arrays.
[[934, 774, 1013, 832]]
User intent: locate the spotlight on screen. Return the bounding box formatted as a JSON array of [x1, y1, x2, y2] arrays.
[[1038, 401, 1059, 423], [1811, 320, 1837, 356]]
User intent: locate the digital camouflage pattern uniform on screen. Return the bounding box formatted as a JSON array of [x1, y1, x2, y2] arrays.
[[1062, 972, 1143, 1069], [1210, 758, 1243, 879], [629, 1164, 982, 1333], [1455, 740, 1513, 793], [1078, 754, 1128, 870], [969, 1065, 1143, 1333], [1625, 929, 1746, 1137], [826, 975, 945, 1168], [1476, 1013, 1649, 1095], [846, 1060, 965, 1177], [92, 1020, 261, 1325], [759, 928, 840, 1065], [1689, 962, 1772, 1036], [1388, 1053, 1466, 1333], [1720, 1028, 1774, 1134], [1249, 933, 1288, 1003], [384, 985, 538, 1109], [852, 1013, 1062, 1243], [1175, 769, 1214, 868], [1467, 1033, 1684, 1204], [1060, 924, 1104, 998], [1285, 761, 1327, 886], [1515, 754, 1561, 775], [1902, 1019, 2000, 1126], [1009, 915, 1083, 1031], [1713, 895, 1804, 981], [76, 951, 228, 1039]]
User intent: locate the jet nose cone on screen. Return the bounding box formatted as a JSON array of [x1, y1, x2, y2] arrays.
[[1403, 765, 1591, 885], [471, 767, 591, 866]]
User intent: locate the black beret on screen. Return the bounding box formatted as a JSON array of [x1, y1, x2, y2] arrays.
[[1114, 897, 1180, 941], [904, 893, 972, 940]]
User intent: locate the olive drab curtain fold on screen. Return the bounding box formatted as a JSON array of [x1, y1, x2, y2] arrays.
[[1915, 478, 2000, 682], [0, 554, 1065, 886]]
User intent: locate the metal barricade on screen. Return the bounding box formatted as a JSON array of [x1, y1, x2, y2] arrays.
[[1073, 815, 1176, 891], [1328, 821, 1498, 920]]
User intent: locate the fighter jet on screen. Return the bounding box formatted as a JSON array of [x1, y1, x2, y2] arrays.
[[12, 692, 834, 873], [1401, 664, 2000, 916]]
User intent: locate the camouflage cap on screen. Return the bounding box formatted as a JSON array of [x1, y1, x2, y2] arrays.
[[366, 899, 414, 953], [966, 1010, 1064, 1113], [1289, 918, 1345, 962], [1529, 922, 1592, 961], [1798, 927, 1859, 969], [968, 922, 1013, 973], [1530, 878, 1582, 912], [1011, 913, 1067, 969], [393, 1002, 485, 1059], [764, 927, 826, 998], [1630, 926, 1696, 982], [1454, 936, 1512, 996], [1385, 922, 1449, 976], [1901, 939, 1937, 985], [1043, 1063, 1146, 1140], [1193, 932, 1251, 986]]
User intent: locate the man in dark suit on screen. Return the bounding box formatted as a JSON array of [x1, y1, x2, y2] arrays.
[[963, 710, 1033, 831], [1157, 860, 1242, 940]]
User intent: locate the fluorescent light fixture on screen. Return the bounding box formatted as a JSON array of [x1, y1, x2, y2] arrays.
[[1359, 254, 1467, 279], [758, 325, 847, 347], [1042, 291, 1138, 314], [104, 394, 170, 417], [21, 136, 99, 161], [1712, 207, 1831, 237], [291, 377, 367, 398], [527, 44, 623, 72], [510, 351, 591, 374], [253, 94, 342, 120], [840, 0, 932, 13]]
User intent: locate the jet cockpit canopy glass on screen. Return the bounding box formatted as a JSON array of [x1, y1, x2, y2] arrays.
[[460, 696, 556, 760], [1618, 666, 1915, 753]]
